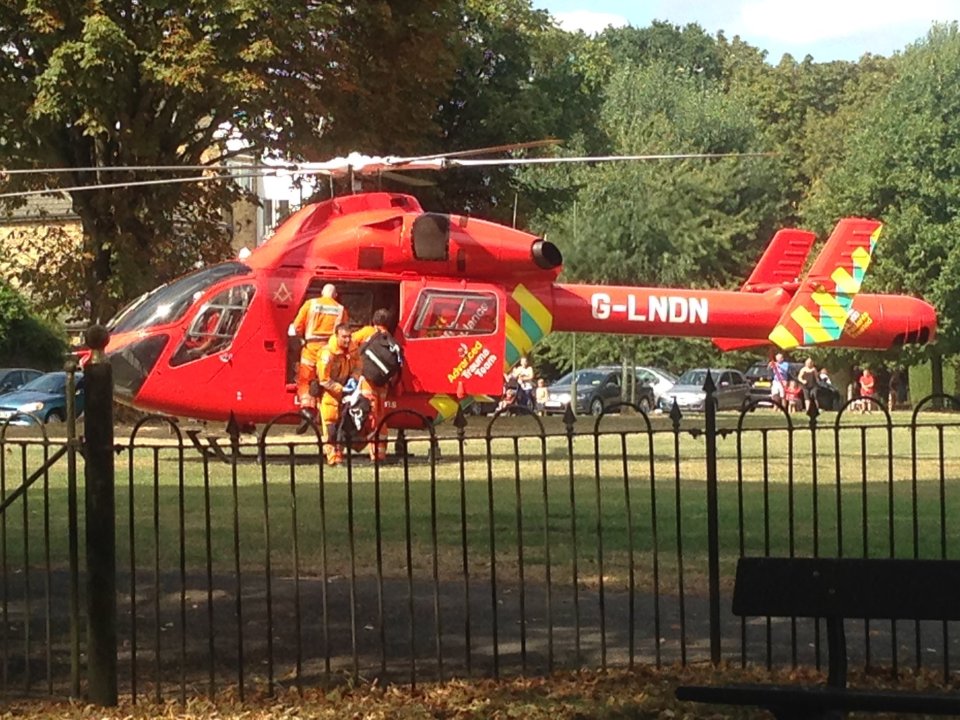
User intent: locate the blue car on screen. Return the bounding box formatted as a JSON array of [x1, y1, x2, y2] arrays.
[[0, 371, 85, 425], [0, 368, 44, 394]]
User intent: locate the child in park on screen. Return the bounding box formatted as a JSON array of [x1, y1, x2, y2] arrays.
[[534, 378, 549, 416], [784, 379, 803, 413]]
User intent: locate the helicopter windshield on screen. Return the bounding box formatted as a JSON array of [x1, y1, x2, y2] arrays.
[[108, 263, 251, 334]]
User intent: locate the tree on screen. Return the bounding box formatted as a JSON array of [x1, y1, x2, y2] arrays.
[[802, 23, 960, 388], [0, 281, 66, 368], [413, 0, 607, 223], [600, 21, 726, 81], [527, 62, 787, 370], [0, 0, 459, 321]]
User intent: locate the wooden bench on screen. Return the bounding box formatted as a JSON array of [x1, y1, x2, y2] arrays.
[[676, 556, 960, 719]]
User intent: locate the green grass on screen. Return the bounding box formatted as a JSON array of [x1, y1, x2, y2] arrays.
[[3, 411, 960, 592]]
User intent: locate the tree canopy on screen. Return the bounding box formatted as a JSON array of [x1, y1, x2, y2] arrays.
[[0, 0, 459, 320], [802, 23, 960, 364]]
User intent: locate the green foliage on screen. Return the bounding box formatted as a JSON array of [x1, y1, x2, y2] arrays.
[[0, 281, 28, 339], [418, 0, 606, 223], [802, 23, 960, 358], [0, 0, 461, 320], [523, 61, 785, 372], [0, 282, 67, 368], [599, 21, 726, 81]]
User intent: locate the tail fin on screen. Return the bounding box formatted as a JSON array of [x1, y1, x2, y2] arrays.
[[768, 218, 882, 350], [741, 228, 817, 291], [711, 226, 816, 351]]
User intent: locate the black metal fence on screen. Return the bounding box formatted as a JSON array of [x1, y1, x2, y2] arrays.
[[2, 359, 960, 703]]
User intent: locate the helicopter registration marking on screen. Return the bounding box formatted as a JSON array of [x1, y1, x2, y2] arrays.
[[591, 293, 709, 324]]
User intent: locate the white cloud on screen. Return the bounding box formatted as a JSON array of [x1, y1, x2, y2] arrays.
[[553, 10, 629, 34], [736, 0, 954, 43]]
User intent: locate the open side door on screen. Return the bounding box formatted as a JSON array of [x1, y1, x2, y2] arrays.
[[400, 281, 506, 404]]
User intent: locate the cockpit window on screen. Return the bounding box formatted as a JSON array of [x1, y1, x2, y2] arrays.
[[169, 284, 256, 366], [409, 290, 498, 339], [108, 263, 251, 334]]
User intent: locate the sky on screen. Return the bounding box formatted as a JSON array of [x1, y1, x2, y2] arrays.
[[537, 0, 958, 63]]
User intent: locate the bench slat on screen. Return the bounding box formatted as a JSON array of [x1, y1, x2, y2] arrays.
[[733, 557, 960, 620], [677, 684, 960, 715]]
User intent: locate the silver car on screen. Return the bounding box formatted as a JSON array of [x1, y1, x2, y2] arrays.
[[659, 367, 751, 412]]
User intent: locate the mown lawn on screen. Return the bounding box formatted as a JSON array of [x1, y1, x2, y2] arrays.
[[4, 410, 960, 587]]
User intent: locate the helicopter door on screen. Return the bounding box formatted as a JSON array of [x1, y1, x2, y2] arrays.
[[168, 283, 261, 380], [401, 283, 506, 397]]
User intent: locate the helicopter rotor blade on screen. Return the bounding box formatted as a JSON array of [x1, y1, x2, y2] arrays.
[[378, 170, 436, 187], [443, 151, 777, 167], [389, 139, 563, 164], [0, 150, 776, 199], [0, 164, 249, 174], [0, 172, 262, 200], [0, 141, 561, 178]]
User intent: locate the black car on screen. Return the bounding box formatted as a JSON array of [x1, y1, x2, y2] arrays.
[[543, 366, 657, 415], [0, 368, 44, 395], [744, 360, 804, 406]]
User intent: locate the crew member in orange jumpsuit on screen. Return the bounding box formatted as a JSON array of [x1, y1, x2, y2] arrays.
[[289, 283, 348, 421], [316, 323, 361, 465], [352, 308, 396, 461]]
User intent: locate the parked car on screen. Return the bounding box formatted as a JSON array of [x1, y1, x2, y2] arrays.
[[658, 367, 751, 412], [0, 368, 44, 395], [635, 366, 678, 406], [0, 371, 84, 425], [543, 366, 657, 415]]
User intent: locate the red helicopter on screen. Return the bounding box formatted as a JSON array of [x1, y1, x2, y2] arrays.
[[0, 143, 911, 430], [87, 146, 935, 431]]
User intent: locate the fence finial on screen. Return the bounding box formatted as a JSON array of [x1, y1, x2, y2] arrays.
[[85, 324, 110, 363]]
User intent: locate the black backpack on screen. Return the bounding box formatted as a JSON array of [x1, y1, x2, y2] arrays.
[[359, 330, 403, 387], [336, 392, 373, 445]]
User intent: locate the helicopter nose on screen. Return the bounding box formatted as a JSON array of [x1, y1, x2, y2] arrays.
[[106, 334, 170, 401]]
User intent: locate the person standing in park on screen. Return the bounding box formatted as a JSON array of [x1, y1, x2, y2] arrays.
[[858, 366, 876, 414], [512, 356, 535, 409], [290, 284, 348, 426], [888, 367, 903, 410], [769, 352, 789, 409], [534, 378, 549, 416], [352, 308, 404, 461], [315, 323, 361, 465], [797, 357, 819, 410]]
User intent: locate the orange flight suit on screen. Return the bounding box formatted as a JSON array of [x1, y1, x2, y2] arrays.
[[293, 296, 348, 409], [316, 335, 361, 465]]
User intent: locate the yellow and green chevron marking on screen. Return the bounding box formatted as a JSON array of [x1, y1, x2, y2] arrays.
[[504, 283, 553, 369], [769, 225, 879, 349], [428, 393, 467, 424]]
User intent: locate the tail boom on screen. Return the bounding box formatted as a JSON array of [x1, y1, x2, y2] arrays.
[[548, 283, 934, 350]]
